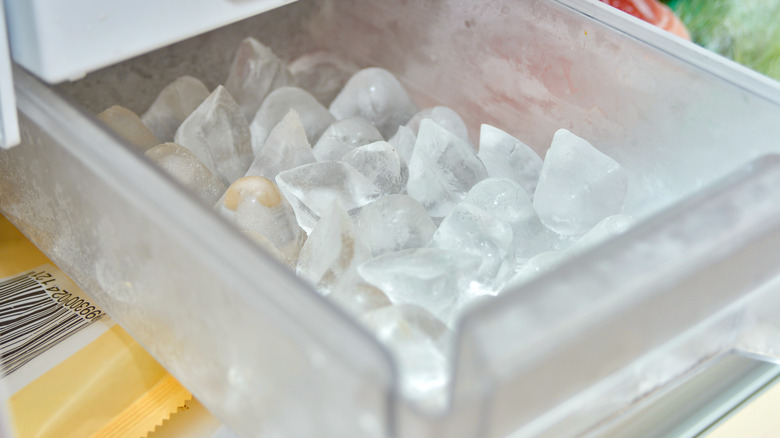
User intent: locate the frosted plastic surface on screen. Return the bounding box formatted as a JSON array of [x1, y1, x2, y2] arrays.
[[5, 0, 780, 437], [0, 0, 19, 148], [1, 67, 393, 438]]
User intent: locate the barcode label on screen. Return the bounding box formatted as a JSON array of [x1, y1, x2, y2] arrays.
[[0, 269, 106, 378]]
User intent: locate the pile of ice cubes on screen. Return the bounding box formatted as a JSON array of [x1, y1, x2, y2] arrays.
[[97, 37, 634, 408]]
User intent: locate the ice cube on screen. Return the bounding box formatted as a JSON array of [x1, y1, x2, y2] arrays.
[[388, 125, 416, 165], [353, 194, 437, 257], [224, 37, 295, 122], [342, 141, 408, 195], [406, 120, 488, 218], [533, 129, 628, 236], [406, 106, 470, 143], [329, 280, 391, 315], [141, 76, 210, 142], [174, 86, 253, 186], [145, 143, 226, 205], [245, 110, 315, 180], [288, 50, 360, 106], [296, 200, 370, 293], [329, 67, 418, 139], [216, 176, 304, 264], [478, 124, 542, 197], [250, 87, 335, 155], [430, 203, 515, 293], [361, 304, 450, 407], [275, 161, 382, 233], [311, 118, 384, 162], [97, 105, 159, 151], [358, 248, 481, 324], [462, 178, 562, 260]]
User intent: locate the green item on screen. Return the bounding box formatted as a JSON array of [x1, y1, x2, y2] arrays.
[[665, 0, 780, 81]]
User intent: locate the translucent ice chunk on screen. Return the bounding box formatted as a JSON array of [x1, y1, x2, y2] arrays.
[[145, 143, 226, 205], [478, 124, 543, 197], [462, 178, 561, 260], [224, 37, 295, 122], [430, 203, 515, 293], [216, 176, 304, 264], [362, 304, 450, 407], [288, 50, 360, 106], [406, 106, 470, 143], [174, 86, 253, 186], [311, 118, 384, 162], [97, 105, 159, 151], [358, 248, 481, 324], [275, 161, 382, 234], [342, 141, 408, 194], [353, 195, 436, 257], [141, 76, 210, 142], [406, 120, 488, 218], [250, 87, 335, 155], [329, 67, 418, 139], [329, 280, 391, 315], [534, 129, 628, 236], [296, 200, 370, 293], [388, 125, 416, 165], [245, 110, 315, 180]]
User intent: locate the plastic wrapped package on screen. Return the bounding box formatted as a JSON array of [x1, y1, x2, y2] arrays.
[[2, 0, 780, 437]]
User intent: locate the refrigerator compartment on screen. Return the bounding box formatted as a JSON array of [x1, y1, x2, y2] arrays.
[[3, 0, 780, 436]]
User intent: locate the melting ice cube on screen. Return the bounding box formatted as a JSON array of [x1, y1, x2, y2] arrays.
[[97, 105, 159, 151], [245, 110, 315, 180], [216, 176, 304, 264], [145, 142, 226, 205], [141, 76, 210, 142], [462, 178, 563, 261], [342, 141, 408, 195], [250, 87, 335, 155], [533, 129, 628, 236], [275, 161, 382, 233], [174, 86, 253, 186], [478, 124, 542, 197], [406, 106, 470, 143], [311, 117, 384, 162], [353, 194, 437, 257], [358, 248, 481, 324], [297, 200, 371, 294], [430, 203, 515, 293], [329, 67, 418, 139], [407, 119, 487, 218], [224, 37, 295, 122], [388, 125, 416, 165], [288, 50, 360, 107]]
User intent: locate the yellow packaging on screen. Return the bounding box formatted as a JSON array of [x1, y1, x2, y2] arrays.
[[0, 214, 192, 438]]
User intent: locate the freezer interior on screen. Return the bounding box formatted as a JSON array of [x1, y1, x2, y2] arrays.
[[3, 0, 780, 437]]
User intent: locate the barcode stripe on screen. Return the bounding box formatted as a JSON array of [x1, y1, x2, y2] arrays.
[[0, 271, 97, 377]]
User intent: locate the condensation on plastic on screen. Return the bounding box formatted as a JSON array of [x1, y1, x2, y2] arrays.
[[3, 0, 780, 437]]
